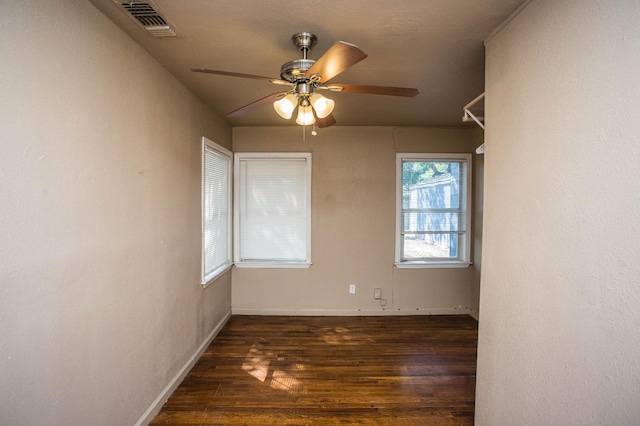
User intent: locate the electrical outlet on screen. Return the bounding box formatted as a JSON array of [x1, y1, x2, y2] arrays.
[[349, 284, 356, 294]]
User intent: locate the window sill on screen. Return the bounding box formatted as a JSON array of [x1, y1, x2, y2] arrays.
[[394, 261, 472, 269], [234, 261, 312, 269], [202, 263, 233, 288]]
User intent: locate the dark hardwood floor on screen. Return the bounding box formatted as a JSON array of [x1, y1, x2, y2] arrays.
[[151, 315, 478, 425]]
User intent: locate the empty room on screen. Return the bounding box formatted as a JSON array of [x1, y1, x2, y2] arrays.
[[1, 1, 639, 425]]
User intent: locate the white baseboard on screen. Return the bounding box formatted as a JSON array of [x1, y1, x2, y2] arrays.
[[232, 307, 473, 316], [135, 309, 232, 426]]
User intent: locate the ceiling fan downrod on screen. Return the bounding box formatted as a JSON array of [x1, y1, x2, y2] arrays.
[[292, 32, 317, 58]]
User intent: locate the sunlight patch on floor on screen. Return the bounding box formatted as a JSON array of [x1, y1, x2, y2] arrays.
[[241, 343, 308, 395]]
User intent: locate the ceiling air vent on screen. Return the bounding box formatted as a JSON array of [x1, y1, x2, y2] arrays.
[[115, 1, 181, 38]]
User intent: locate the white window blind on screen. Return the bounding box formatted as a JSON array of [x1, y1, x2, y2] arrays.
[[202, 138, 232, 284], [234, 153, 311, 267]]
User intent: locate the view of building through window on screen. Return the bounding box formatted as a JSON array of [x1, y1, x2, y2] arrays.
[[399, 157, 469, 262]]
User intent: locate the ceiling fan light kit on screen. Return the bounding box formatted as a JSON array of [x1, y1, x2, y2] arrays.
[[192, 32, 419, 129], [296, 105, 315, 126], [273, 94, 298, 119], [310, 93, 335, 119]]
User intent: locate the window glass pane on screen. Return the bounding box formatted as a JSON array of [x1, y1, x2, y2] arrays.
[[402, 212, 463, 232], [402, 233, 460, 259], [402, 161, 463, 209], [397, 154, 470, 264]]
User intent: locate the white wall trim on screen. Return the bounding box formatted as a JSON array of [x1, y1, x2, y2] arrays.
[[135, 309, 232, 426], [232, 307, 474, 317]]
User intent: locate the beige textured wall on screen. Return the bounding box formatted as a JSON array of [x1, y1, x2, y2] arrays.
[[471, 129, 484, 318], [0, 1, 231, 424], [476, 0, 640, 424], [232, 126, 480, 315]]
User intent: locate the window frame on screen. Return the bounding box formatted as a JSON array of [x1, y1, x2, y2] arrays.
[[201, 137, 233, 287], [395, 153, 472, 268], [233, 152, 312, 269]]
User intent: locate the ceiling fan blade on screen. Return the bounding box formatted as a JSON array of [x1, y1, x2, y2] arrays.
[[191, 68, 290, 85], [227, 92, 286, 117], [306, 41, 368, 83], [326, 83, 419, 97], [315, 113, 337, 128]]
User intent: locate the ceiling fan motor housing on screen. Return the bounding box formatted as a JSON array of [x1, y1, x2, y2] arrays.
[[280, 59, 315, 83]]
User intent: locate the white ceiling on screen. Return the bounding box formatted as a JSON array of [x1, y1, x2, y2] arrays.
[[88, 0, 525, 127]]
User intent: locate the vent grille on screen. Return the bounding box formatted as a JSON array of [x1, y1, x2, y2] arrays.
[[116, 1, 181, 37]]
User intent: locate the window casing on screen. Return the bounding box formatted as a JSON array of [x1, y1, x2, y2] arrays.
[[201, 137, 233, 286], [234, 152, 312, 268], [395, 153, 472, 268]]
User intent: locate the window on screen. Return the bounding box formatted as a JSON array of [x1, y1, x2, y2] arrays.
[[202, 137, 232, 286], [234, 153, 312, 268], [395, 153, 471, 268]]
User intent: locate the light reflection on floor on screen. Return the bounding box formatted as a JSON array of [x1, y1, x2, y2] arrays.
[[319, 326, 374, 345], [270, 364, 306, 394], [319, 326, 353, 344], [241, 326, 375, 394], [241, 344, 272, 383], [241, 343, 308, 395]]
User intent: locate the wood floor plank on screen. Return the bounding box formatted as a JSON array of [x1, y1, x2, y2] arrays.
[[151, 315, 477, 425]]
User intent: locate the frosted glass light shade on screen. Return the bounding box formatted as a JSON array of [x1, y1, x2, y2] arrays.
[[296, 105, 315, 125], [310, 93, 335, 118], [273, 94, 298, 119]]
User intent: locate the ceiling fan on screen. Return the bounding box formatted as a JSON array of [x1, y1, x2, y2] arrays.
[[192, 32, 419, 128]]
